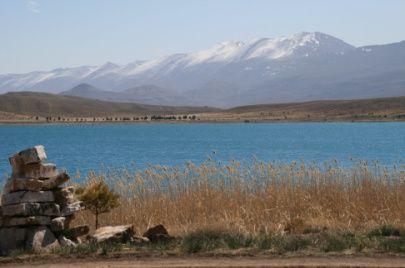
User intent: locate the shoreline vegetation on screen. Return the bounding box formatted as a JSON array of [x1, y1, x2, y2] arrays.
[[72, 159, 405, 235], [72, 160, 404, 255], [0, 93, 405, 124], [1, 159, 404, 261]]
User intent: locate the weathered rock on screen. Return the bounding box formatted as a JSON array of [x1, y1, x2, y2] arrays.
[[26, 226, 59, 252], [17, 145, 47, 165], [8, 154, 24, 175], [0, 227, 27, 256], [92, 225, 136, 244], [133, 236, 150, 244], [0, 203, 60, 217], [0, 216, 51, 227], [3, 178, 44, 193], [42, 171, 70, 189], [54, 186, 76, 206], [50, 216, 74, 232], [61, 201, 84, 216], [1, 191, 54, 206], [19, 163, 58, 180], [59, 225, 90, 240], [8, 146, 47, 175], [143, 224, 173, 243], [58, 236, 76, 247], [3, 172, 70, 194]]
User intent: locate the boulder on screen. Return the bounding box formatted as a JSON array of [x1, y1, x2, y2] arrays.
[[92, 225, 136, 244], [1, 191, 54, 206], [59, 225, 90, 240], [143, 224, 174, 243], [61, 201, 84, 216], [9, 154, 25, 175], [42, 171, 70, 189], [16, 145, 47, 165], [50, 216, 74, 232], [26, 226, 59, 252], [19, 163, 58, 180], [0, 216, 51, 227], [0, 203, 60, 217], [0, 227, 26, 256], [3, 178, 44, 193], [3, 172, 69, 194], [58, 236, 76, 247], [54, 186, 76, 205]]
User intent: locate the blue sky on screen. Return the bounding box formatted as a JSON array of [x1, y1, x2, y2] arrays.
[[1, 0, 405, 73]]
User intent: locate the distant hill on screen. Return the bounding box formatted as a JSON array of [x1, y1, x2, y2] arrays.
[[229, 96, 405, 113], [60, 83, 187, 106], [0, 92, 218, 117], [221, 96, 405, 121], [59, 83, 117, 102], [1, 92, 404, 121]]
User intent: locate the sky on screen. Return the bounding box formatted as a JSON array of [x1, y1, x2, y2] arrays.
[[1, 0, 405, 74]]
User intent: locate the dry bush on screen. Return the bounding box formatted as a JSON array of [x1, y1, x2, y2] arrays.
[[72, 159, 405, 236]]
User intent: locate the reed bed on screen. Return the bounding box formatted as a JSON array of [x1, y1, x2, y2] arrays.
[[73, 159, 405, 237]]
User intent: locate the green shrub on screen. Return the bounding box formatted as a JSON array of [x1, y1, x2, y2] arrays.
[[255, 234, 273, 250], [181, 229, 225, 253], [181, 229, 251, 253], [272, 235, 311, 252], [378, 237, 405, 252], [223, 233, 254, 249], [52, 242, 123, 256], [368, 225, 401, 237], [322, 232, 357, 252], [7, 248, 30, 257]]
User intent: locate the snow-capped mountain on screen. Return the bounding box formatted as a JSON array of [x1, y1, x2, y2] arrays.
[[1, 32, 405, 107]]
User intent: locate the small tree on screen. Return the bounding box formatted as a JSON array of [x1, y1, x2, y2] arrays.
[[78, 177, 120, 229]]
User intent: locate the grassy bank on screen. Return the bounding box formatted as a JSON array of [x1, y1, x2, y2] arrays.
[[3, 225, 405, 260], [49, 226, 405, 256]]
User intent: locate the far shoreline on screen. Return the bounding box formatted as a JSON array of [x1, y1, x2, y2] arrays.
[[1, 118, 405, 126]]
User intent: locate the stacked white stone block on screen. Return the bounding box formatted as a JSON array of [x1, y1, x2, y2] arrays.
[[0, 145, 88, 255]]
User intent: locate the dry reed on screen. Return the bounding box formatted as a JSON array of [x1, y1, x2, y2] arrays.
[[72, 159, 405, 236]]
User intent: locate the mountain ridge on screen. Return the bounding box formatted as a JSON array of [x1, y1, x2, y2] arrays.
[[1, 31, 405, 107]]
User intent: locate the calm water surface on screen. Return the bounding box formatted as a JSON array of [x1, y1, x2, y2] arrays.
[[0, 123, 404, 181]]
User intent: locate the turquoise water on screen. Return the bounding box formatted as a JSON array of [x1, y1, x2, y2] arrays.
[[0, 123, 404, 180]]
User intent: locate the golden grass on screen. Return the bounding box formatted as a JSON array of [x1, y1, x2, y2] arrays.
[[72, 159, 405, 236]]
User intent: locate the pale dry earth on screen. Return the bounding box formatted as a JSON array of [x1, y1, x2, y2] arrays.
[[2, 256, 405, 268]]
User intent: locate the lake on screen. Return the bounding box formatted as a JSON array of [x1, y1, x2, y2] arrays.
[[0, 123, 404, 181]]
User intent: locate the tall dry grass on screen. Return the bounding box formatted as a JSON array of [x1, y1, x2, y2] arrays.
[[72, 159, 405, 236]]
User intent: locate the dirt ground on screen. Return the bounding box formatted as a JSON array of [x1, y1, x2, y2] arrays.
[[2, 256, 405, 268]]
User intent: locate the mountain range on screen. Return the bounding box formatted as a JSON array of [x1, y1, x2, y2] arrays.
[[1, 32, 405, 107]]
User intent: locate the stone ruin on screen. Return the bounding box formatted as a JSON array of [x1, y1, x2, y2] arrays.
[[0, 146, 175, 256], [0, 145, 89, 255]]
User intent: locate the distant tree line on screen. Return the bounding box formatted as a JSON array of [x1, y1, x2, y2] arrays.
[[38, 114, 199, 122]]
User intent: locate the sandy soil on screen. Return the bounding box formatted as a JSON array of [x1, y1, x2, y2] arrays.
[[2, 256, 405, 268]]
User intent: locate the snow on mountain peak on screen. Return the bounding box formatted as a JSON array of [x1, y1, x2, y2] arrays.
[[180, 31, 354, 65], [242, 31, 354, 60], [0, 31, 357, 93], [184, 41, 246, 65]]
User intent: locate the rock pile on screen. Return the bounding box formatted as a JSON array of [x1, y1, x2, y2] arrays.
[[91, 224, 174, 245], [0, 145, 88, 255]]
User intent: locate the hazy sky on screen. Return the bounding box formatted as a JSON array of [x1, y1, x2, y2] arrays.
[[1, 0, 405, 73]]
